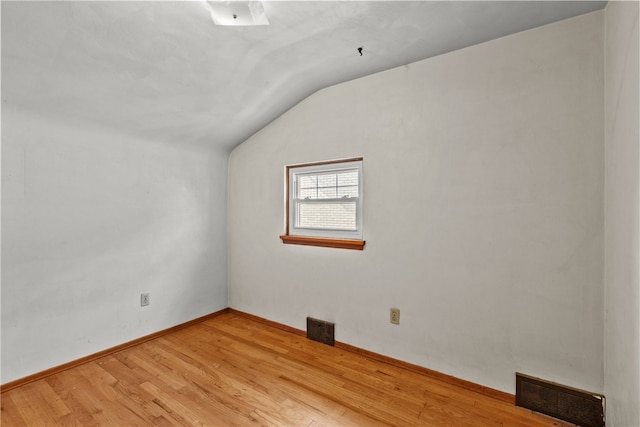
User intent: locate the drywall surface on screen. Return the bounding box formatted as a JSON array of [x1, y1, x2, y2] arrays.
[[1, 108, 228, 383], [229, 12, 604, 394], [604, 1, 640, 425]]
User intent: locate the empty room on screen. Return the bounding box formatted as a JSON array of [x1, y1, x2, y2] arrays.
[[1, 1, 638, 426]]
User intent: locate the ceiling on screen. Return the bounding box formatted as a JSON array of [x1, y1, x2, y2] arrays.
[[1, 1, 607, 152]]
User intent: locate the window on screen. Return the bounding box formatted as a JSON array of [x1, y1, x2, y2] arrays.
[[280, 158, 365, 250]]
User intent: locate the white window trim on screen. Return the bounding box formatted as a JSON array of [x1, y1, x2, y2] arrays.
[[280, 158, 365, 250], [288, 160, 363, 240]]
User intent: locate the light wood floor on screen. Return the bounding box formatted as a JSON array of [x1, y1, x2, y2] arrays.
[[1, 312, 573, 426]]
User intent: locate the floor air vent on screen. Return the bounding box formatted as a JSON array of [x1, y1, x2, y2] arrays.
[[306, 317, 334, 346], [516, 373, 605, 427]]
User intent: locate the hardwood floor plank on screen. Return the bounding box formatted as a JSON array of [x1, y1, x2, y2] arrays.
[[162, 321, 449, 426], [1, 313, 574, 426], [212, 315, 502, 425], [5, 387, 47, 427], [152, 334, 338, 426], [0, 394, 30, 427], [47, 368, 133, 427], [43, 375, 100, 426], [96, 356, 179, 424], [20, 381, 71, 422]]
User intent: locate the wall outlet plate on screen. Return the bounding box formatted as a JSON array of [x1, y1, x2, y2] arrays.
[[390, 307, 400, 325], [140, 293, 150, 307]]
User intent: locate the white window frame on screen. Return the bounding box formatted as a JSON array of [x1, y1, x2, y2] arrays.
[[283, 158, 364, 245]]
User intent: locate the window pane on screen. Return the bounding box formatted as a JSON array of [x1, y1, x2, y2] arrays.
[[297, 202, 356, 230], [297, 168, 359, 200], [298, 175, 317, 188], [337, 186, 358, 198], [338, 171, 358, 187], [317, 173, 337, 188], [299, 188, 316, 199], [317, 187, 337, 199]]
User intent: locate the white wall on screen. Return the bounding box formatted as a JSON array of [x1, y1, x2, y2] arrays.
[[604, 1, 640, 425], [229, 12, 604, 394], [1, 107, 228, 383]]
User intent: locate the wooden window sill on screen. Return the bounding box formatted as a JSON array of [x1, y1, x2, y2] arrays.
[[279, 235, 365, 250]]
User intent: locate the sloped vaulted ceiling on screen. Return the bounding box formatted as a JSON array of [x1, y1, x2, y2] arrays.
[[1, 1, 606, 152]]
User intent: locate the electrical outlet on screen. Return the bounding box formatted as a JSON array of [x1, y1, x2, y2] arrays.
[[140, 293, 150, 307], [390, 307, 400, 325]]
